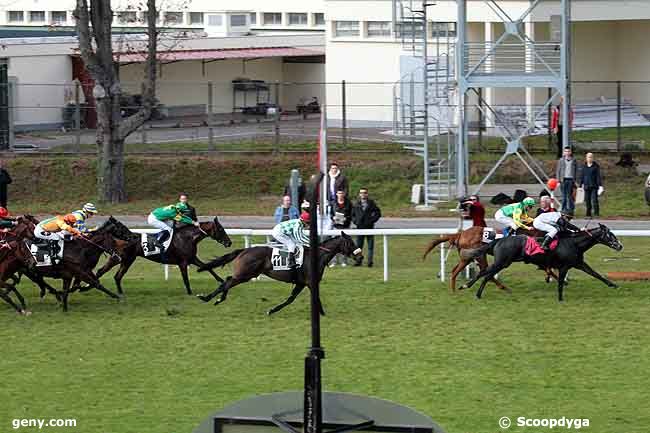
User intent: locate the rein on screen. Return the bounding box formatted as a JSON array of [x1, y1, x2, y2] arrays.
[[78, 233, 121, 261]]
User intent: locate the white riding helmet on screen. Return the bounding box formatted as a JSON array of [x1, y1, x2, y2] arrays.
[[83, 203, 98, 214]]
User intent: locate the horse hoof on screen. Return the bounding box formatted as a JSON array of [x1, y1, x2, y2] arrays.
[[459, 285, 467, 290], [196, 295, 209, 302], [23, 310, 32, 316]]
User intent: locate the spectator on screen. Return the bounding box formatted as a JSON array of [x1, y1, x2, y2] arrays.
[[551, 97, 574, 158], [329, 189, 353, 267], [274, 195, 300, 224], [327, 163, 349, 202], [351, 188, 381, 267], [0, 160, 12, 209], [178, 193, 197, 222], [283, 182, 306, 209], [536, 195, 554, 217], [460, 195, 486, 227], [556, 146, 577, 215], [579, 152, 603, 218]]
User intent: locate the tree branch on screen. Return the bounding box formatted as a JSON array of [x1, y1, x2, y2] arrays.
[[73, 0, 101, 77]]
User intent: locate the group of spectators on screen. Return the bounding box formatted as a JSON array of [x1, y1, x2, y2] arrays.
[[274, 162, 381, 267], [556, 147, 604, 217]]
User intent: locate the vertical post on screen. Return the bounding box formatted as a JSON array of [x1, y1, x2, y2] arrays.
[[439, 241, 445, 282], [422, 1, 430, 206], [74, 81, 81, 152], [548, 88, 553, 151], [140, 82, 147, 146], [208, 81, 215, 151], [616, 80, 622, 152], [561, 0, 571, 149], [341, 80, 347, 148], [274, 81, 280, 153], [244, 235, 251, 249], [456, 0, 468, 198], [164, 264, 169, 281], [478, 88, 483, 151], [383, 235, 388, 282], [7, 81, 14, 150], [290, 169, 300, 208]]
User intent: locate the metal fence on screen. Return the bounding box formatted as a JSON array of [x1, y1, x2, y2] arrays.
[[2, 80, 650, 154]]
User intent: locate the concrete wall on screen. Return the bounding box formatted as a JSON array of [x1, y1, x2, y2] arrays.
[[283, 62, 326, 110]]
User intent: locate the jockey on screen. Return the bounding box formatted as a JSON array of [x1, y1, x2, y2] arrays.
[[0, 207, 16, 229], [70, 203, 98, 234], [35, 213, 83, 242], [148, 202, 199, 246], [271, 211, 311, 268], [533, 211, 580, 250], [495, 197, 536, 236]]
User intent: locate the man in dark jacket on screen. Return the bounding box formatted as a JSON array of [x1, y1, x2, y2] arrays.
[[326, 163, 349, 202], [329, 189, 353, 267], [0, 160, 12, 209], [556, 146, 577, 215], [179, 193, 198, 222], [351, 188, 381, 267], [579, 152, 603, 217]]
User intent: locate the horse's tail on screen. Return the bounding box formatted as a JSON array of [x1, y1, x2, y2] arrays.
[[422, 233, 459, 260], [463, 242, 493, 261], [198, 249, 245, 272]]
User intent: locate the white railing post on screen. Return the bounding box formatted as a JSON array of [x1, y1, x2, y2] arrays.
[[164, 264, 169, 281], [244, 235, 251, 249], [383, 235, 388, 282], [440, 242, 446, 283]]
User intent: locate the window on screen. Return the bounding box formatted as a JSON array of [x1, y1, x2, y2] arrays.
[[367, 21, 391, 37], [207, 14, 222, 26], [117, 11, 137, 24], [288, 13, 307, 26], [431, 22, 456, 38], [249, 12, 257, 25], [314, 13, 325, 26], [334, 21, 359, 37], [164, 12, 183, 25], [189, 12, 203, 25], [230, 14, 247, 27], [263, 13, 282, 25], [29, 11, 46, 22], [51, 11, 67, 24], [142, 13, 161, 24], [7, 11, 24, 23]]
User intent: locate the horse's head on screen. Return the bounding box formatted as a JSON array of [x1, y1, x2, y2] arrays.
[[106, 216, 137, 241], [595, 223, 623, 251], [202, 217, 232, 248], [336, 232, 363, 260], [13, 215, 36, 240]]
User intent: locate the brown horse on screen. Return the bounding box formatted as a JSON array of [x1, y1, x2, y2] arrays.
[[94, 217, 232, 295], [423, 226, 551, 292], [196, 233, 362, 315]]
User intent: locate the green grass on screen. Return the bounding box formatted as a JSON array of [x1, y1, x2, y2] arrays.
[[0, 236, 649, 433]]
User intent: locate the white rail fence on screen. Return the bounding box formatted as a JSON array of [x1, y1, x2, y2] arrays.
[[131, 228, 650, 283]]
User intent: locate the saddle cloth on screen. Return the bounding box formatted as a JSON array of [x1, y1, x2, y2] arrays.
[[271, 245, 304, 271], [525, 237, 559, 257], [481, 228, 504, 244], [141, 231, 173, 257], [28, 239, 65, 266]]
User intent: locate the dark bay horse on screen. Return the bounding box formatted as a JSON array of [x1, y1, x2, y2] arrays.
[[196, 233, 362, 315], [462, 224, 623, 301], [94, 217, 232, 295]]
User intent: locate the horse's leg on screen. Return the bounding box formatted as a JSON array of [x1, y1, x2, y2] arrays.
[[11, 287, 28, 312], [449, 259, 468, 292], [23, 270, 62, 302], [476, 255, 511, 294], [112, 256, 136, 295], [197, 277, 231, 302], [76, 270, 121, 300], [0, 283, 25, 314], [575, 261, 618, 288], [476, 260, 511, 299], [267, 284, 306, 315], [60, 278, 72, 312], [178, 262, 192, 295], [557, 266, 570, 302], [193, 257, 224, 284], [96, 254, 121, 279]]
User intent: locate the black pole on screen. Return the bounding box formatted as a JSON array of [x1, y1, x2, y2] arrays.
[[342, 80, 347, 149], [304, 173, 324, 433], [616, 81, 622, 152]]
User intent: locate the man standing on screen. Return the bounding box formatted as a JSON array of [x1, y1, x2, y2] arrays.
[[556, 147, 577, 215], [579, 152, 603, 217], [179, 193, 198, 222], [0, 160, 12, 209], [274, 195, 299, 224], [329, 189, 353, 267], [327, 163, 349, 203], [351, 188, 381, 267]]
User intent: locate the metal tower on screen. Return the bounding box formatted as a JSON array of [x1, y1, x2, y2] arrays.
[[456, 0, 572, 197]]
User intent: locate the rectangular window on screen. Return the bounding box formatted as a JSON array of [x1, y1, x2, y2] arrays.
[[51, 11, 67, 24], [164, 12, 183, 25], [249, 13, 257, 25], [263, 13, 282, 25], [7, 11, 24, 23], [314, 13, 325, 26], [430, 22, 456, 38], [367, 21, 391, 37], [334, 21, 359, 37], [288, 13, 307, 26], [117, 11, 137, 24], [29, 11, 46, 22], [207, 14, 222, 26], [230, 14, 247, 27], [189, 12, 203, 25]]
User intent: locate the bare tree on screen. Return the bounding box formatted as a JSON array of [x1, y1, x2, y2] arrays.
[[74, 0, 158, 203]]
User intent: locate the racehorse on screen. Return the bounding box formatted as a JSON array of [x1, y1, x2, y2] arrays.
[[461, 224, 623, 301], [423, 226, 547, 292], [196, 233, 362, 315], [94, 217, 232, 295]]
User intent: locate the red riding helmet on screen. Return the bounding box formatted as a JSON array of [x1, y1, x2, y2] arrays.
[[0, 207, 8, 218], [300, 211, 311, 223]]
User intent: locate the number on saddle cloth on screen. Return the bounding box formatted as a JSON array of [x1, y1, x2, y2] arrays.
[[29, 239, 63, 266], [271, 246, 304, 271], [481, 228, 503, 244], [141, 231, 173, 257]]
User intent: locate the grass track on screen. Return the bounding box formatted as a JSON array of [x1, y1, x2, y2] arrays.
[[0, 236, 649, 433]]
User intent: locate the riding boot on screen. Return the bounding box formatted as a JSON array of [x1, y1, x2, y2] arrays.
[[503, 227, 510, 237], [50, 241, 61, 264], [541, 235, 553, 251], [287, 252, 298, 283]]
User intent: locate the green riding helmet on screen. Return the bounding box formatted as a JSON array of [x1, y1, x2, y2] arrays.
[[175, 202, 189, 211], [522, 197, 536, 207]]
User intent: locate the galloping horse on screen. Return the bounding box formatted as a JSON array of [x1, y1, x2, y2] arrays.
[[196, 233, 362, 315], [94, 217, 232, 295]]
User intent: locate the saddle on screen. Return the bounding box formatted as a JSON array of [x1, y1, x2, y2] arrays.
[[141, 231, 173, 257], [28, 239, 65, 266], [524, 237, 559, 257], [481, 228, 504, 244], [271, 246, 304, 271]]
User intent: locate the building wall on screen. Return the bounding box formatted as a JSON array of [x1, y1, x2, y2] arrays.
[[283, 62, 326, 110]]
